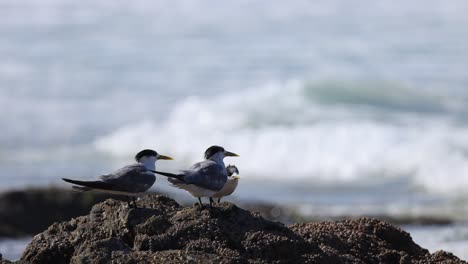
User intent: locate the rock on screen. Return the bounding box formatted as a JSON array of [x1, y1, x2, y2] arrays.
[[291, 218, 450, 264], [20, 195, 466, 264]]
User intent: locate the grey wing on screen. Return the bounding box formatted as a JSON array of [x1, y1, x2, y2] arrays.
[[187, 161, 204, 171], [182, 161, 227, 191], [98, 163, 156, 193]]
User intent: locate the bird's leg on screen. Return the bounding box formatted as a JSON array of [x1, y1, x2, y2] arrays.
[[198, 197, 203, 207], [127, 196, 132, 208], [209, 198, 214, 208], [217, 198, 221, 203], [132, 197, 138, 209]]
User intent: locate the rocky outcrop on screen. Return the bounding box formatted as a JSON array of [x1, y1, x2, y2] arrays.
[[19, 195, 465, 264]]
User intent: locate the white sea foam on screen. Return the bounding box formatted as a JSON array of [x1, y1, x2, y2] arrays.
[[94, 80, 468, 196]]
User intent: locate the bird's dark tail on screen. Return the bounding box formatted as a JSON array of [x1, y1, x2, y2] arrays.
[[167, 178, 181, 185], [62, 178, 115, 190], [150, 170, 186, 182]]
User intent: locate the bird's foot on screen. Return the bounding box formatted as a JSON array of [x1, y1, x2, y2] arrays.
[[125, 198, 138, 209], [196, 197, 205, 208], [193, 202, 204, 208], [126, 200, 132, 208]]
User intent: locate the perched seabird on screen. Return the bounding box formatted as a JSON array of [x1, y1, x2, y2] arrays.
[[62, 149, 173, 208], [153, 145, 239, 207], [213, 165, 240, 203]]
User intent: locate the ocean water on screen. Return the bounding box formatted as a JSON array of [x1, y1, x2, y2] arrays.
[[407, 224, 468, 261], [0, 237, 31, 261], [1, 0, 468, 260]]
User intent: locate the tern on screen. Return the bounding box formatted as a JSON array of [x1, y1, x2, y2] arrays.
[[62, 149, 173, 208], [213, 165, 240, 203], [153, 145, 239, 207]]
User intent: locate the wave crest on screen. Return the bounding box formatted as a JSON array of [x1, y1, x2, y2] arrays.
[[94, 80, 468, 196]]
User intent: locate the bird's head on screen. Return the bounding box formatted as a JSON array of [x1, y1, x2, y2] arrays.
[[204, 145, 239, 160], [135, 149, 173, 164], [226, 165, 240, 179]]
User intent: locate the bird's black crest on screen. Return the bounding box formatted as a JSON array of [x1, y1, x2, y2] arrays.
[[135, 149, 158, 161], [226, 165, 239, 176], [204, 145, 225, 159]]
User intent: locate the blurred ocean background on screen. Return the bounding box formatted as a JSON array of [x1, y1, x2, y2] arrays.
[[1, 0, 468, 260]]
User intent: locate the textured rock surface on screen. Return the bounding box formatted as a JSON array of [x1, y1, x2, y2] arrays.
[[20, 195, 465, 264]]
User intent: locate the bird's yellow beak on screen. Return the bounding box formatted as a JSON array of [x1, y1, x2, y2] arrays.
[[157, 154, 174, 160], [224, 151, 239, 157], [231, 175, 241, 179]]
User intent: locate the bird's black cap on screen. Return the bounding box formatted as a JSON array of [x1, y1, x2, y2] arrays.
[[204, 145, 225, 159], [226, 165, 239, 176], [135, 149, 158, 161]]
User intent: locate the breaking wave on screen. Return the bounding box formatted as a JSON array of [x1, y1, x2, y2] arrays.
[[94, 80, 468, 196]]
